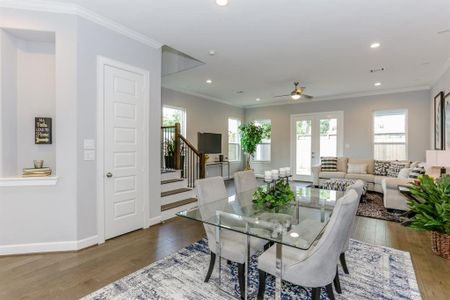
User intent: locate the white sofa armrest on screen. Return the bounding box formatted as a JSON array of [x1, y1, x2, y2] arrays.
[[311, 164, 321, 186], [382, 177, 414, 190]]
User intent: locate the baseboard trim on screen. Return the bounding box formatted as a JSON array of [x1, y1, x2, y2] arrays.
[[0, 235, 98, 256], [148, 216, 162, 227]]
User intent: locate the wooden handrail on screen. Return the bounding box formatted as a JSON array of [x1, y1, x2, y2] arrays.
[[179, 134, 200, 156]]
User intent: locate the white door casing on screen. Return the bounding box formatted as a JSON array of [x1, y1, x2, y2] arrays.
[[97, 57, 150, 242]]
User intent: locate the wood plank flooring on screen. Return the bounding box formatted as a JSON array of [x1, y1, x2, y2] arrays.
[[0, 216, 449, 300]]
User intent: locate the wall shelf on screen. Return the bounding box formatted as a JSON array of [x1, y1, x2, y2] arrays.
[[0, 176, 58, 187]]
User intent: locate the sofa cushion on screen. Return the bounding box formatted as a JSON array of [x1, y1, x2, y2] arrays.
[[374, 175, 387, 184], [321, 157, 337, 172], [345, 173, 375, 183], [387, 162, 410, 177], [319, 172, 346, 179], [347, 163, 368, 174], [374, 160, 391, 176], [348, 158, 374, 174], [409, 164, 426, 178], [336, 157, 349, 172]]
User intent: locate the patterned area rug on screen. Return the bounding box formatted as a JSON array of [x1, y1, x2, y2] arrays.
[[357, 192, 403, 222], [83, 239, 421, 300]]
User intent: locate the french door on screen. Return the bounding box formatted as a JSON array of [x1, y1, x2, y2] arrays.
[[291, 112, 344, 181]]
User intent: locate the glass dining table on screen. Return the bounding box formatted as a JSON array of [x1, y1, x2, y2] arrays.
[[176, 186, 344, 300]]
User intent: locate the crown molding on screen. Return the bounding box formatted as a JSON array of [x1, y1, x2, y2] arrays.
[[0, 0, 163, 48], [244, 85, 431, 109], [162, 85, 243, 108]]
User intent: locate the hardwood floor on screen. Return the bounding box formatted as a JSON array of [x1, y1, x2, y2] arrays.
[[0, 216, 449, 300]]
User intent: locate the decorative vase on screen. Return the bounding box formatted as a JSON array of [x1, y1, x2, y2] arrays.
[[431, 231, 450, 259]]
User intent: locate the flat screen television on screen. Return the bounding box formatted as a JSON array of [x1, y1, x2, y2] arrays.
[[198, 132, 222, 154]]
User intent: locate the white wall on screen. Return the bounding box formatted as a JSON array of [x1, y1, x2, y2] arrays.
[[245, 90, 431, 174], [0, 29, 18, 177], [0, 8, 79, 249], [76, 17, 162, 240], [0, 7, 162, 253], [162, 88, 245, 176], [16, 38, 56, 174], [431, 66, 450, 149]]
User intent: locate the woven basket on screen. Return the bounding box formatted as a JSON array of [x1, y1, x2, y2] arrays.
[[431, 231, 450, 259]]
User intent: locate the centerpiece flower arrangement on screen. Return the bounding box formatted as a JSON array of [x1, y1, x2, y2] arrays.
[[407, 174, 450, 259], [252, 179, 295, 209]]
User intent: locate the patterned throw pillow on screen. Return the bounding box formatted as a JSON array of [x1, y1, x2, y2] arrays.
[[387, 162, 409, 178], [321, 157, 338, 172], [409, 166, 426, 179], [374, 160, 391, 176]]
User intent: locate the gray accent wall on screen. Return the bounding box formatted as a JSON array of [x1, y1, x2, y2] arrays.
[[244, 90, 431, 172], [162, 88, 245, 176]]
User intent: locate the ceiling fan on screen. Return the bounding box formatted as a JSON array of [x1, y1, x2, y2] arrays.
[[273, 82, 313, 100]]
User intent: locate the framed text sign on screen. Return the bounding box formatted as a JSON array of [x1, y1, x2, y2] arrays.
[[35, 117, 52, 144]]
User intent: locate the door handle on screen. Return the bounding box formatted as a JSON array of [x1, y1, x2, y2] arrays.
[[106, 172, 113, 178]]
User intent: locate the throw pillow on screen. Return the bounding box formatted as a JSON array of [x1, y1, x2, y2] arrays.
[[387, 162, 409, 177], [374, 160, 391, 176], [409, 165, 426, 179], [398, 168, 411, 179], [347, 163, 368, 174], [321, 157, 338, 172]]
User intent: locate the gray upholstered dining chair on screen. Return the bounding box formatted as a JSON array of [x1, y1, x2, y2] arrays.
[[234, 170, 258, 194], [256, 190, 359, 300], [332, 179, 365, 293], [196, 176, 267, 299]]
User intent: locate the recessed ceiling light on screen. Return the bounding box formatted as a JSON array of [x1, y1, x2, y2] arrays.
[[256, 98, 261, 102], [290, 232, 300, 238], [370, 42, 381, 49], [206, 79, 212, 84], [374, 82, 381, 87], [209, 50, 216, 56], [216, 0, 228, 6]]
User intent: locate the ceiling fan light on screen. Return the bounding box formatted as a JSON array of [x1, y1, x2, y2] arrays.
[[291, 94, 301, 100]]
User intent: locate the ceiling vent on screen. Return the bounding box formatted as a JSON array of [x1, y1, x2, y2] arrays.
[[370, 67, 385, 73]]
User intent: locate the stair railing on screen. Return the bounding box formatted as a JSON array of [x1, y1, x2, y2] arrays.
[[161, 123, 205, 187]]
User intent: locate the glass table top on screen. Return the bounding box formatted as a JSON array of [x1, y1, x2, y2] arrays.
[[176, 186, 344, 250]]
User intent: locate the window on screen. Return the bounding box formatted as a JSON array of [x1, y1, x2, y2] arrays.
[[254, 120, 272, 161], [228, 118, 241, 161], [162, 105, 186, 135], [373, 110, 407, 160]]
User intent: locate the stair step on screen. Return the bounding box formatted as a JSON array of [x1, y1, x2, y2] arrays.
[[161, 178, 184, 185], [161, 169, 182, 181], [161, 198, 197, 212], [161, 169, 177, 174], [161, 188, 192, 197]]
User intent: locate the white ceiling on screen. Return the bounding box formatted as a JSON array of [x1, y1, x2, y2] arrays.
[[43, 0, 450, 106]]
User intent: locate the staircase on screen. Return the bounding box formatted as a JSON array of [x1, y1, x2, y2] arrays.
[[160, 123, 206, 220]]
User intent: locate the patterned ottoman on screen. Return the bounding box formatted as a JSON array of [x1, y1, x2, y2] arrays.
[[320, 178, 368, 196]]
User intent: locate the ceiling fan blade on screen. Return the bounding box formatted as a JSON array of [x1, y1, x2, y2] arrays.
[[273, 94, 291, 98], [302, 94, 314, 99]]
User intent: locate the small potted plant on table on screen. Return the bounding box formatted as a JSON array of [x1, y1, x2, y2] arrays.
[[408, 175, 450, 259]]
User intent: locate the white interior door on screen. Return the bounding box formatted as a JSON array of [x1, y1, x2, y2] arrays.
[[104, 64, 146, 240], [291, 112, 344, 182]]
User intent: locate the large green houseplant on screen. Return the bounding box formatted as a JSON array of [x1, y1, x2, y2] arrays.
[[408, 175, 450, 259], [239, 122, 271, 169]]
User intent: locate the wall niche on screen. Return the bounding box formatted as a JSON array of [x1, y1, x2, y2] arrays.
[[0, 28, 56, 177]]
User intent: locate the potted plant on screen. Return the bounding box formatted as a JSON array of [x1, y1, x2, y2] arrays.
[[407, 175, 450, 259], [164, 138, 176, 169], [253, 179, 295, 209], [239, 122, 271, 170]]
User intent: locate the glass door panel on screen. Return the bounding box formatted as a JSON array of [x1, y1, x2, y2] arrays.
[[319, 118, 338, 157], [296, 120, 312, 176]]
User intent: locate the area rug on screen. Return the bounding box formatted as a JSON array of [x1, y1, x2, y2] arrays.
[[82, 239, 421, 300], [357, 192, 404, 222]]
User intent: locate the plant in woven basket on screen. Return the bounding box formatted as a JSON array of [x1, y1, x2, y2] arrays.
[[252, 179, 295, 209], [408, 175, 450, 259]]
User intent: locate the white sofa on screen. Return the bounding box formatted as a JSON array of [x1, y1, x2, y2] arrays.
[[312, 157, 417, 211]]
